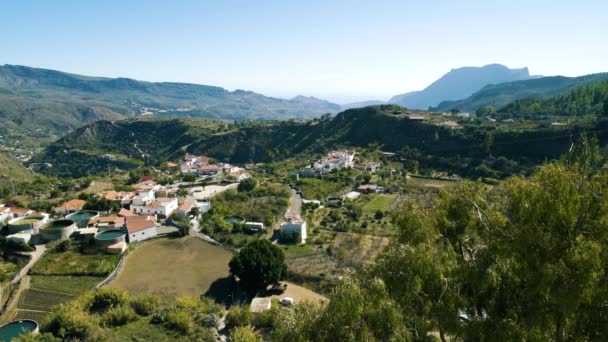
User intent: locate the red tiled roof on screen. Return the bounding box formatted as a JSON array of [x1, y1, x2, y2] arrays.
[[118, 208, 137, 217], [54, 199, 86, 211], [126, 220, 155, 234]]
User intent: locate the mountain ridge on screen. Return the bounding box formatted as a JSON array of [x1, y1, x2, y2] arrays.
[[0, 64, 342, 133], [389, 64, 535, 109]]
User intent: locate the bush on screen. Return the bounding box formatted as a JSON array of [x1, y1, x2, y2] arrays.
[[44, 303, 104, 341], [225, 305, 253, 330], [102, 305, 138, 327], [229, 325, 263, 342], [166, 310, 193, 334], [130, 294, 161, 316], [89, 288, 130, 312]]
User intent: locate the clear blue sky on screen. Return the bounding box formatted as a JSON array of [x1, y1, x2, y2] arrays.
[[1, 0, 607, 103]]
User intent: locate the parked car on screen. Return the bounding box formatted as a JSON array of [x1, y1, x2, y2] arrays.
[[280, 297, 294, 306]]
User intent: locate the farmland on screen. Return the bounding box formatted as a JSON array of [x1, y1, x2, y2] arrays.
[[361, 194, 397, 212], [109, 237, 232, 300], [31, 243, 119, 276]]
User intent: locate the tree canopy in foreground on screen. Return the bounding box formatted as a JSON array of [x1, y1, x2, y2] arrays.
[[229, 239, 287, 294]]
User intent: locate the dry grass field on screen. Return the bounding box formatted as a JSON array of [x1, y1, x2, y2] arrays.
[[109, 237, 232, 300]]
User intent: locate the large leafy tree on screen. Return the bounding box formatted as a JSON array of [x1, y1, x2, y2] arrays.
[[229, 239, 287, 293]]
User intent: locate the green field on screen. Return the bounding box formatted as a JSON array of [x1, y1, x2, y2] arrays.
[[32, 250, 119, 276], [11, 275, 104, 323], [362, 194, 397, 212], [30, 275, 104, 295], [109, 237, 232, 300]]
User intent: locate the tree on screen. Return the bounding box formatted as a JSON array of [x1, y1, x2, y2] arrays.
[[238, 178, 258, 192], [450, 108, 460, 114], [362, 173, 372, 184], [229, 239, 287, 294], [182, 174, 196, 183], [603, 100, 608, 116], [476, 105, 495, 116]]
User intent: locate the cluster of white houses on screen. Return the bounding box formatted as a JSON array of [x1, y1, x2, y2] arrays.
[[0, 177, 208, 255], [180, 154, 250, 181], [301, 150, 356, 177]]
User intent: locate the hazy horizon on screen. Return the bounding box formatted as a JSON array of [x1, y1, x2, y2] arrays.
[[2, 0, 607, 103]]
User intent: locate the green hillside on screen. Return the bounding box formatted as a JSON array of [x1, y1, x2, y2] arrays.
[[498, 80, 608, 116], [33, 105, 608, 179], [0, 153, 34, 182], [431, 73, 608, 113]]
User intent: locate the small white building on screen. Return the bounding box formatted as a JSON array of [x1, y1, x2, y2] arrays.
[[126, 218, 157, 243], [131, 197, 178, 218], [280, 218, 307, 244]]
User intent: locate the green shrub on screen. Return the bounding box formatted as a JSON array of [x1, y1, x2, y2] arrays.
[[151, 305, 178, 324], [229, 325, 263, 342], [13, 332, 62, 342], [166, 310, 193, 334], [225, 305, 253, 330], [130, 294, 161, 316], [89, 288, 130, 312], [102, 305, 138, 327], [44, 303, 104, 341]]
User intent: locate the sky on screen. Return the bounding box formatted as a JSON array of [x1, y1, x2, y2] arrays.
[[1, 0, 607, 103]]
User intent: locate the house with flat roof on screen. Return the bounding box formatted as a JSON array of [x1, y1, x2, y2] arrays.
[[130, 197, 178, 218]]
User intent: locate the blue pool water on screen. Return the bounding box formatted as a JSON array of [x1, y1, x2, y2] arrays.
[[0, 320, 38, 341]]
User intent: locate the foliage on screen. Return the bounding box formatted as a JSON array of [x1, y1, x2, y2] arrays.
[[102, 305, 139, 327], [499, 80, 608, 116], [229, 239, 288, 294], [229, 325, 263, 342], [129, 294, 161, 316], [225, 305, 253, 329], [238, 177, 258, 192]]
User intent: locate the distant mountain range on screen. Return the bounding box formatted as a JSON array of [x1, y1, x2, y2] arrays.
[[389, 64, 536, 109], [0, 65, 341, 132]]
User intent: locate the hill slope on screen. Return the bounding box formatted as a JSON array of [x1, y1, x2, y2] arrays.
[[389, 64, 533, 109], [0, 64, 341, 133], [33, 105, 608, 178], [432, 73, 608, 113]]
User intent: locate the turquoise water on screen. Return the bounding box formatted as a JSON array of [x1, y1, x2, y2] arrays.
[[96, 230, 125, 240], [224, 217, 243, 224], [0, 320, 38, 340], [68, 212, 96, 221]]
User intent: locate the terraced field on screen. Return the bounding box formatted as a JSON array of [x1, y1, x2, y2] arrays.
[[18, 288, 74, 312], [10, 275, 104, 323]]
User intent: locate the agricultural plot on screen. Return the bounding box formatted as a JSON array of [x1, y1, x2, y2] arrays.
[[109, 237, 232, 300], [12, 275, 104, 322], [361, 194, 397, 212], [330, 232, 389, 266], [32, 250, 119, 276], [17, 288, 74, 312]]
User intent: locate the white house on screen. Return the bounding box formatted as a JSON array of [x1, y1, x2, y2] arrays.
[[130, 197, 178, 218], [131, 188, 156, 206], [280, 218, 307, 244], [126, 217, 157, 243]]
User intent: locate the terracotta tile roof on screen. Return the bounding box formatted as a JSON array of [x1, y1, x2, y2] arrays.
[[101, 191, 117, 201], [127, 215, 155, 222], [118, 208, 137, 217], [54, 199, 86, 212], [126, 220, 155, 234]]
